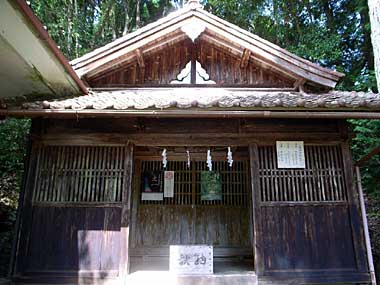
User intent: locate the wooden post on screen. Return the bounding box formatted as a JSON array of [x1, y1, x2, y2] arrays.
[[10, 120, 42, 276], [249, 144, 263, 276], [341, 142, 368, 272], [8, 132, 32, 277], [355, 166, 377, 285], [191, 42, 197, 84], [119, 143, 134, 283]]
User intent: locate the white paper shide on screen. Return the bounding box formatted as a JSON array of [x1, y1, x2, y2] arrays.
[[276, 141, 305, 169], [170, 245, 213, 275]]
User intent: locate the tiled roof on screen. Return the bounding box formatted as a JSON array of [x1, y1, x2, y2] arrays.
[[20, 88, 380, 111]]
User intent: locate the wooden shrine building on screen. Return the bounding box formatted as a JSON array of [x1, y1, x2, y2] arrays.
[[1, 0, 380, 284]]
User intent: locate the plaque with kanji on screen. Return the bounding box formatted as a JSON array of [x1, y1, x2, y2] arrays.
[[169, 245, 213, 275]]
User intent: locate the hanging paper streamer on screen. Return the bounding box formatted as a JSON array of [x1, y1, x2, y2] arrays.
[[187, 150, 191, 168], [227, 147, 233, 167], [207, 149, 212, 171], [162, 148, 167, 169]]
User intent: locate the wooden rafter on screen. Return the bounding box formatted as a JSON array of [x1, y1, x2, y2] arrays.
[[293, 78, 307, 92], [135, 49, 145, 68], [135, 49, 145, 84], [200, 33, 296, 83], [240, 49, 251, 69]]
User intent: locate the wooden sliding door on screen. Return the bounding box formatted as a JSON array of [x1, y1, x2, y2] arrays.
[[251, 143, 368, 283]]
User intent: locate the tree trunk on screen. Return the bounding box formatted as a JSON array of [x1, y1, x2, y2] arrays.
[[123, 0, 130, 36], [67, 3, 73, 57], [359, 2, 374, 71], [321, 0, 334, 32], [368, 0, 380, 92], [136, 0, 141, 28], [74, 0, 79, 58]]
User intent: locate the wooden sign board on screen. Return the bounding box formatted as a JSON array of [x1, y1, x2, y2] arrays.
[[169, 245, 213, 275], [141, 171, 163, 201], [276, 141, 306, 169]]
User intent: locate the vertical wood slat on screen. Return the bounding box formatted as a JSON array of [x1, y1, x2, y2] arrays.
[[258, 145, 348, 203], [32, 145, 125, 203], [140, 159, 248, 206]]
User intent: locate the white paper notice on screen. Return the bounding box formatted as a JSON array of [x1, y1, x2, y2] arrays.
[[164, 171, 175, 197], [276, 141, 306, 169], [141, 193, 163, 201], [170, 245, 213, 275]]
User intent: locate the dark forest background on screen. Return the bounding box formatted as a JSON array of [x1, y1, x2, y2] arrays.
[[0, 0, 379, 279]]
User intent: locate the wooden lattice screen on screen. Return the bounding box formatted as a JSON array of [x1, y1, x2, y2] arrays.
[[140, 160, 249, 206], [258, 145, 347, 203], [32, 145, 126, 203]]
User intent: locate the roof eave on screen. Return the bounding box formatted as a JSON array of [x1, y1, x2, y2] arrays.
[[2, 109, 380, 120], [12, 0, 88, 95]]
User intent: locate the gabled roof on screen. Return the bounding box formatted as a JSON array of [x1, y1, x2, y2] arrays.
[[0, 0, 87, 99], [71, 3, 344, 89]]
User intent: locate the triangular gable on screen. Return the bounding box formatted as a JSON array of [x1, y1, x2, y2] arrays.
[[71, 3, 344, 89]]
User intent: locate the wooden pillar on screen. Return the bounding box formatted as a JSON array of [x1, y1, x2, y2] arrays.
[[341, 142, 368, 273], [191, 42, 197, 84], [8, 134, 32, 277], [119, 143, 134, 282], [249, 144, 263, 276], [10, 120, 41, 276]]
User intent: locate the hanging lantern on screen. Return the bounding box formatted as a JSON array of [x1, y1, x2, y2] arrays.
[[162, 148, 167, 169], [207, 149, 212, 171], [227, 147, 233, 167]]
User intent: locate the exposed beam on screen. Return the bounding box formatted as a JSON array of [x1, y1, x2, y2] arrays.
[[200, 33, 297, 83], [240, 49, 251, 69], [135, 49, 145, 68], [293, 78, 307, 92], [135, 49, 145, 84]]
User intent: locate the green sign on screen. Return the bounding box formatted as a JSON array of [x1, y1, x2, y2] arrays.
[[201, 171, 222, 201]]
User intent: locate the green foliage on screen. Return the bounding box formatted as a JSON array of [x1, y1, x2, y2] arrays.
[[0, 119, 30, 277], [0, 119, 31, 175], [350, 119, 380, 196], [29, 0, 179, 60]]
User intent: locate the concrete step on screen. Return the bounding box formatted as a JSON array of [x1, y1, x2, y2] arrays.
[[125, 271, 257, 285]]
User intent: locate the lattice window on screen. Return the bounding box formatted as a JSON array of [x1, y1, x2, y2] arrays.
[[140, 160, 249, 206], [32, 145, 126, 203], [258, 145, 347, 203]]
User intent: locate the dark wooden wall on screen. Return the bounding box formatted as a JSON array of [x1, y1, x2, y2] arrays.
[[27, 206, 121, 274], [88, 39, 294, 87], [12, 118, 370, 284], [13, 140, 133, 284]]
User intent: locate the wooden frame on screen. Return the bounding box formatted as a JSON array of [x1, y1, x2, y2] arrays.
[[9, 117, 372, 285]]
